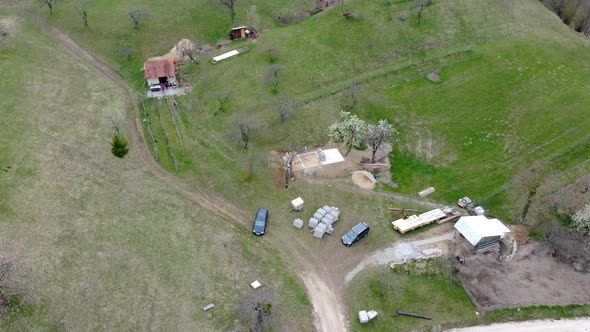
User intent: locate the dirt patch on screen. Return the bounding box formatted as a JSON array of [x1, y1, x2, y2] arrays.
[[455, 239, 590, 310], [510, 225, 529, 244], [0, 17, 17, 46]]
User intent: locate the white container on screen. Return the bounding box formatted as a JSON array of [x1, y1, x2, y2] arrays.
[[358, 311, 369, 324], [293, 218, 304, 229], [309, 218, 319, 228]]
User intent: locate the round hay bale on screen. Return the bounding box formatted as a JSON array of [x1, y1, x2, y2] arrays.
[[352, 171, 376, 190]]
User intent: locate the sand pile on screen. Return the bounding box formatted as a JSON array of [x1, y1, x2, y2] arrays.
[[148, 39, 197, 64]]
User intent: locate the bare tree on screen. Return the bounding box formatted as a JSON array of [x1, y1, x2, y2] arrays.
[[243, 148, 261, 182], [274, 95, 298, 124], [180, 44, 199, 64], [365, 120, 397, 163], [283, 150, 296, 189], [235, 290, 276, 332], [129, 9, 148, 29], [39, 0, 57, 16], [118, 45, 135, 60], [413, 0, 433, 23], [342, 80, 359, 111], [247, 5, 261, 32], [217, 0, 238, 28], [235, 116, 258, 149], [206, 90, 233, 113], [74, 1, 91, 27], [264, 66, 283, 94]]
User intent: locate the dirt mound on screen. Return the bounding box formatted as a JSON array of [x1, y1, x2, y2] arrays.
[[0, 17, 17, 47], [148, 39, 196, 64], [510, 225, 529, 244]]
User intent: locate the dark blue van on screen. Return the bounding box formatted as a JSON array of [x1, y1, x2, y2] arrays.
[[252, 208, 268, 236]]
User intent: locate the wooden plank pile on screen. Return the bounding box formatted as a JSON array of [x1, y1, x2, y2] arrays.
[[392, 207, 460, 234]]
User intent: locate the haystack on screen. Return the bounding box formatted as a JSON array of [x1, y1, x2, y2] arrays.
[[352, 171, 376, 190]]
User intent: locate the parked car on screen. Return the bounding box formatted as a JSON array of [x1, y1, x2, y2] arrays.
[[252, 208, 269, 236], [342, 222, 370, 246]]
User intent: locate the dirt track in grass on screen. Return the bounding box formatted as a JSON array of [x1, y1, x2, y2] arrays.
[[44, 25, 351, 332]]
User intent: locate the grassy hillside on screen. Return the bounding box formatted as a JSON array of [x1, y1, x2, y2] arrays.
[[0, 14, 311, 330], [41, 0, 317, 89], [43, 0, 590, 223], [9, 0, 590, 327]]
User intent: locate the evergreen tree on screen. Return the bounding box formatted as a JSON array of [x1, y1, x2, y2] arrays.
[[111, 135, 129, 158]]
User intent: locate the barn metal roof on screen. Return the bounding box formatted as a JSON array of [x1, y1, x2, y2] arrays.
[[454, 216, 511, 247]]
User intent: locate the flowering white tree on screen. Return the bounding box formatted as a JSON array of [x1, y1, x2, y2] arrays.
[[366, 120, 397, 163], [328, 111, 367, 156], [571, 204, 590, 237]]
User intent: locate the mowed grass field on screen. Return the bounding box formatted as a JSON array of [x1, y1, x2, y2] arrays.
[[0, 14, 312, 331]]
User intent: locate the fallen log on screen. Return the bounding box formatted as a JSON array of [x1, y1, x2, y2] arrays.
[[396, 310, 432, 320], [388, 208, 423, 212]]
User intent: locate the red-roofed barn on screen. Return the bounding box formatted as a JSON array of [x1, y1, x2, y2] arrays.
[[144, 58, 176, 88]]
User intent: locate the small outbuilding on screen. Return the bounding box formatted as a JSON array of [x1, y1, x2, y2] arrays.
[[144, 58, 176, 89], [454, 216, 511, 249], [229, 26, 248, 39]]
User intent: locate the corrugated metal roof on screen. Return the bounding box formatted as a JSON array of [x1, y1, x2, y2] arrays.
[[454, 216, 511, 246]]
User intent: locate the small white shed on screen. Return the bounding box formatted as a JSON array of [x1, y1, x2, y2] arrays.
[[454, 216, 511, 248]]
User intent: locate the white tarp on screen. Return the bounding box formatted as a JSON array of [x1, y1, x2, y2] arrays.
[[320, 148, 345, 165], [291, 197, 304, 209], [454, 216, 511, 247], [212, 50, 239, 63]]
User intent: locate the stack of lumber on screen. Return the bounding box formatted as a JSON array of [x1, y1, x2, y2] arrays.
[[392, 208, 448, 234]]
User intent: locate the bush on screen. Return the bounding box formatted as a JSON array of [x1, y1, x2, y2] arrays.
[[111, 135, 129, 158]]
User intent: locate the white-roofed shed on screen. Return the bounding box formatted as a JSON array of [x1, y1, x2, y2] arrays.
[[454, 216, 511, 248]]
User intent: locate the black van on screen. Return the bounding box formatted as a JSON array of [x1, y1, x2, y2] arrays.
[[252, 208, 268, 236], [342, 222, 370, 246]]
